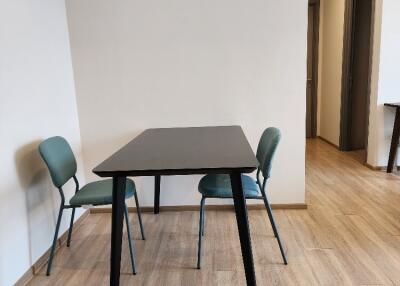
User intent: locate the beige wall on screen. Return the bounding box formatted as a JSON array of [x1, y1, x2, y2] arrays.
[[317, 0, 346, 146], [66, 0, 308, 206]]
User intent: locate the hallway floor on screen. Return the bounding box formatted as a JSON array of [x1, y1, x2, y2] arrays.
[[27, 139, 400, 285]]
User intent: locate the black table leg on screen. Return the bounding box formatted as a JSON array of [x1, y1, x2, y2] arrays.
[[388, 108, 400, 173], [110, 176, 126, 286], [230, 173, 257, 286], [154, 175, 161, 214]]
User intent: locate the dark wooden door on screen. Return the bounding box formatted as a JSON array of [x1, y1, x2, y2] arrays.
[[306, 2, 319, 138], [348, 0, 372, 150]]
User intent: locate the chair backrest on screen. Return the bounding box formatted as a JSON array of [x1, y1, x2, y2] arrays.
[[256, 127, 281, 178], [38, 136, 77, 188]]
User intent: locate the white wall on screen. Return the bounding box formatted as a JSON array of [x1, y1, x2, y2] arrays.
[[0, 1, 85, 285], [317, 0, 346, 146], [367, 0, 400, 167], [66, 0, 307, 207]]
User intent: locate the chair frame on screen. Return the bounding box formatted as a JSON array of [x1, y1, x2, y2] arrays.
[[46, 175, 145, 276], [197, 169, 287, 269]]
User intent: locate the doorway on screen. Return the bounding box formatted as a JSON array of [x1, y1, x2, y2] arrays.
[[306, 0, 320, 138], [340, 0, 374, 153]]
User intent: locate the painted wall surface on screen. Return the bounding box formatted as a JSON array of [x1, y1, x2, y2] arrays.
[[317, 0, 346, 146], [367, 0, 400, 167], [66, 0, 308, 207], [0, 1, 85, 284]]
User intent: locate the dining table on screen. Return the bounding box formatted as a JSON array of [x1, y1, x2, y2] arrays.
[[93, 125, 259, 285]]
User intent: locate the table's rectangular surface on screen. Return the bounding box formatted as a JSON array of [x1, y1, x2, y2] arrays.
[[384, 103, 400, 108], [93, 125, 258, 177]]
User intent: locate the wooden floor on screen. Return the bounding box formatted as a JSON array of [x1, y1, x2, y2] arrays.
[[28, 139, 400, 285]]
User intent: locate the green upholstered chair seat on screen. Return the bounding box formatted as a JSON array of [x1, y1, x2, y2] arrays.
[[198, 174, 260, 198], [196, 128, 288, 269], [70, 179, 135, 206], [39, 136, 145, 275]]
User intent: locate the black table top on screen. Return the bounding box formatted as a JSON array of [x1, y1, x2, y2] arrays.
[[384, 103, 400, 108], [93, 126, 259, 177]]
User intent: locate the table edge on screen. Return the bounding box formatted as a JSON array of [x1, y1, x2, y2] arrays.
[[384, 103, 400, 108], [93, 166, 257, 177]]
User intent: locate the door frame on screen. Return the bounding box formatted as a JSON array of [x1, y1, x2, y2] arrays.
[[339, 0, 375, 153], [308, 0, 320, 138]]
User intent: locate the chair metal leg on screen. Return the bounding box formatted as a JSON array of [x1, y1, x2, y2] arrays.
[[66, 207, 76, 247], [124, 204, 137, 274], [47, 204, 64, 276], [197, 197, 206, 269], [201, 202, 205, 236], [133, 192, 146, 240], [260, 190, 288, 265]]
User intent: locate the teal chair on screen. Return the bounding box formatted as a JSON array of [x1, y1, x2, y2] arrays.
[[196, 127, 287, 269], [38, 136, 145, 276]]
